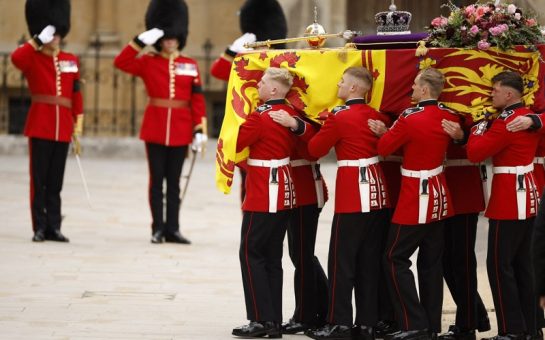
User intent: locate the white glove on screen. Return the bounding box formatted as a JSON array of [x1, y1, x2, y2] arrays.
[[191, 132, 208, 153], [229, 33, 256, 53], [138, 28, 165, 45], [38, 25, 56, 44]]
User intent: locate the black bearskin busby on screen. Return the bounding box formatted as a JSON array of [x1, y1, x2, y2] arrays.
[[239, 0, 287, 49], [145, 0, 189, 51], [25, 0, 71, 38]]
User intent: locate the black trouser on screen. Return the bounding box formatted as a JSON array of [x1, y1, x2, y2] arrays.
[[239, 168, 247, 205], [384, 221, 445, 333], [286, 204, 328, 325], [327, 209, 388, 327], [487, 218, 539, 335], [239, 210, 290, 323], [378, 208, 396, 323], [145, 143, 187, 234], [443, 213, 490, 331], [29, 138, 69, 233]]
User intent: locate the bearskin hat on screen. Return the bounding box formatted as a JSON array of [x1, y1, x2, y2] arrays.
[[25, 0, 71, 38], [239, 0, 287, 49], [145, 0, 189, 51]]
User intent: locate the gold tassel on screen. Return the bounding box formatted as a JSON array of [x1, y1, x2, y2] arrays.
[[415, 40, 428, 57]]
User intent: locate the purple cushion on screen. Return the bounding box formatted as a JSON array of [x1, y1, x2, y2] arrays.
[[353, 32, 429, 50]]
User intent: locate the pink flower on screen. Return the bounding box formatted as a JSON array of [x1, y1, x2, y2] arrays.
[[489, 24, 509, 36], [507, 4, 517, 14], [431, 16, 448, 28], [469, 25, 480, 36], [527, 18, 537, 27], [477, 39, 491, 50], [475, 6, 489, 19], [464, 5, 476, 16]]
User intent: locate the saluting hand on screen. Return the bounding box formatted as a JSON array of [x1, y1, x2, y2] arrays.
[[368, 119, 387, 137], [38, 25, 56, 44], [138, 28, 165, 45], [506, 116, 533, 132], [269, 110, 298, 129], [441, 119, 464, 140]]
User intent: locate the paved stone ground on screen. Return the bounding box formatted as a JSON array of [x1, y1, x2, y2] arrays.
[[0, 137, 498, 339]]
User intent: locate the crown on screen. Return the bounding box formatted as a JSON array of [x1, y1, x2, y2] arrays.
[[374, 1, 412, 35]]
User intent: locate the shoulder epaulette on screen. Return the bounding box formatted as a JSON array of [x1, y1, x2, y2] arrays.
[[498, 109, 515, 120], [401, 107, 424, 118], [331, 105, 349, 115], [256, 104, 272, 114], [438, 103, 457, 115]]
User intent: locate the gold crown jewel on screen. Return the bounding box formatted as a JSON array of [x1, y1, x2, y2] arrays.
[[375, 0, 412, 35]]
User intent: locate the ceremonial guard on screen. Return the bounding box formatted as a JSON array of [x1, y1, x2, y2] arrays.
[[231, 67, 297, 339], [372, 68, 459, 340], [114, 0, 207, 245], [466, 71, 542, 340], [439, 118, 491, 340], [12, 0, 83, 243], [285, 67, 390, 340], [210, 0, 287, 204]]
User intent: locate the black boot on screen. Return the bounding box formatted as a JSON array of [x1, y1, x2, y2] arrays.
[[151, 230, 164, 244], [232, 321, 281, 338], [438, 325, 476, 340]]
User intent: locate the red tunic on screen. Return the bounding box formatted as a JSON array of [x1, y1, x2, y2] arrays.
[[236, 99, 298, 212], [378, 100, 458, 225], [307, 99, 390, 213], [11, 40, 83, 142], [533, 137, 545, 192], [445, 143, 486, 215], [210, 52, 234, 82], [467, 104, 541, 220], [114, 42, 206, 146], [290, 118, 328, 207]]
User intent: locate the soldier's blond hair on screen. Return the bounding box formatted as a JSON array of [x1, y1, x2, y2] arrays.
[[417, 68, 445, 98], [344, 67, 373, 89], [265, 67, 294, 88]]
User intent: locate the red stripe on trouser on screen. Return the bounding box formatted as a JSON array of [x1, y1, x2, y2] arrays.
[[245, 212, 259, 320], [28, 139, 35, 231], [465, 215, 471, 328], [329, 215, 341, 324], [388, 224, 410, 330], [494, 221, 507, 333], [298, 206, 305, 319]]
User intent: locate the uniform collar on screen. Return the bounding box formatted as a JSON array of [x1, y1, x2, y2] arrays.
[[160, 51, 180, 59], [40, 47, 60, 57], [503, 102, 524, 112], [417, 99, 438, 107], [346, 98, 366, 105], [265, 99, 286, 105]]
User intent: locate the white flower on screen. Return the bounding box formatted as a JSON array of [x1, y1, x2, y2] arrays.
[[507, 4, 517, 14], [514, 13, 521, 20]]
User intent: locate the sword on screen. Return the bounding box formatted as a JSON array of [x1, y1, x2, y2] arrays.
[[180, 148, 198, 209], [72, 136, 92, 208]]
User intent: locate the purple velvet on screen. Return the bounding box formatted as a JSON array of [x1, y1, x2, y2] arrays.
[[353, 32, 429, 50]]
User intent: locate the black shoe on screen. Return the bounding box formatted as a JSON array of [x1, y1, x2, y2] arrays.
[[32, 230, 45, 242], [353, 325, 375, 340], [44, 230, 69, 242], [385, 329, 430, 340], [478, 315, 491, 332], [281, 318, 312, 334], [151, 231, 164, 244], [232, 321, 281, 338], [375, 320, 400, 339], [307, 324, 352, 339], [482, 334, 526, 340], [526, 330, 544, 340], [164, 231, 191, 244], [438, 325, 475, 340]]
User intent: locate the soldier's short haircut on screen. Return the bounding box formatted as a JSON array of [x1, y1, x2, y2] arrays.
[[265, 67, 294, 88], [344, 67, 373, 88], [417, 68, 445, 98], [492, 71, 524, 95]]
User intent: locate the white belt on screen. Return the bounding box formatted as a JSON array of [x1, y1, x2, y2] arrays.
[[290, 159, 311, 167], [493, 163, 533, 220], [291, 159, 325, 208], [337, 157, 379, 213], [445, 159, 478, 167], [247, 157, 290, 167], [379, 155, 403, 163], [534, 157, 545, 165], [247, 157, 290, 213], [401, 165, 444, 224]]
